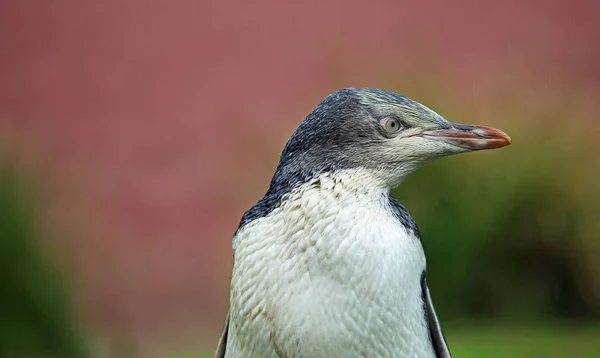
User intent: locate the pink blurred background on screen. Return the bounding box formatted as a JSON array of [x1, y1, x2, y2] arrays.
[[1, 0, 599, 354]]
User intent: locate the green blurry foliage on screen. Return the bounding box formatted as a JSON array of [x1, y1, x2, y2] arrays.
[[392, 88, 600, 322], [0, 165, 89, 358]]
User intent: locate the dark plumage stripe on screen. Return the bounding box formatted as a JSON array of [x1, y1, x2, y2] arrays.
[[214, 312, 229, 358], [237, 167, 313, 230], [421, 271, 451, 358], [387, 194, 421, 238]]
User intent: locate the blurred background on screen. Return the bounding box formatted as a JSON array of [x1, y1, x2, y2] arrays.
[[1, 0, 599, 357]]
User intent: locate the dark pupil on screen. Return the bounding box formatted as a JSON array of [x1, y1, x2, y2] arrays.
[[390, 122, 396, 127]]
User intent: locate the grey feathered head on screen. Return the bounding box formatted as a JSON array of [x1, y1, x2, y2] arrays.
[[275, 88, 511, 189]]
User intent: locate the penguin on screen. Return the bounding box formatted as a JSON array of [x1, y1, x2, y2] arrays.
[[215, 88, 511, 358]]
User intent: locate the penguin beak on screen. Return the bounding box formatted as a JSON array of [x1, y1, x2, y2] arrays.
[[420, 123, 512, 150]]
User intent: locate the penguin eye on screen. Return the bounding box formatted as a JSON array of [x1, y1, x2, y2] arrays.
[[380, 117, 402, 134]]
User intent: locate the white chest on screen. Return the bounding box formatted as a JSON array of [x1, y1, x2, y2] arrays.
[[226, 175, 435, 358]]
